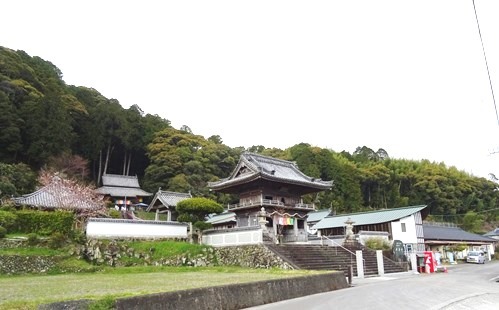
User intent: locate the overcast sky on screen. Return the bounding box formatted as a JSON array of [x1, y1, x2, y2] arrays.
[[2, 0, 499, 179]]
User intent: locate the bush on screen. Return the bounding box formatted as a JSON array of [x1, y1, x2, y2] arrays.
[[0, 203, 16, 212], [364, 237, 391, 250], [27, 233, 40, 246], [71, 230, 87, 244], [0, 226, 6, 238], [0, 210, 17, 230], [48, 232, 68, 249], [108, 209, 121, 219]]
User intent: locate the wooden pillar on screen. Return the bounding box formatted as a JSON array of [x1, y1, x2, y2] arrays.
[[167, 209, 172, 222], [273, 215, 278, 236], [155, 209, 159, 221], [293, 218, 298, 236]]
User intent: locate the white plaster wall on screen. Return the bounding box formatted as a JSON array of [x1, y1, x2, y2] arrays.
[[202, 228, 263, 247], [86, 219, 188, 239], [390, 215, 418, 244]]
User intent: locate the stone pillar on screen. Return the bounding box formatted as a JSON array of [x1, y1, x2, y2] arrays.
[[155, 209, 159, 221], [167, 210, 171, 222], [410, 252, 418, 273], [356, 250, 364, 278], [376, 250, 384, 276]]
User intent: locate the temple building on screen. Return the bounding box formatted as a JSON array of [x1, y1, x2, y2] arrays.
[[208, 152, 333, 243], [95, 174, 152, 210], [146, 189, 192, 221]]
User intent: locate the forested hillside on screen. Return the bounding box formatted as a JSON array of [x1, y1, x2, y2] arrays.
[[1, 47, 498, 232]]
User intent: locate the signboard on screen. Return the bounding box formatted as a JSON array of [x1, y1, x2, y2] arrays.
[[392, 240, 405, 261]]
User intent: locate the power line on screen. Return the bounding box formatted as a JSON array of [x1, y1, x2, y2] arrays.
[[472, 0, 499, 126]]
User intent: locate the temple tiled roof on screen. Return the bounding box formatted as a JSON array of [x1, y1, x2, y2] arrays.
[[312, 205, 427, 230], [423, 224, 496, 243], [95, 186, 152, 197], [12, 177, 103, 210], [206, 212, 237, 225], [95, 174, 152, 197], [102, 174, 140, 187], [146, 190, 192, 212], [208, 152, 333, 191]]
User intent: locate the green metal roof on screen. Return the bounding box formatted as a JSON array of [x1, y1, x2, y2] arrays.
[[306, 209, 332, 223], [312, 205, 427, 230]]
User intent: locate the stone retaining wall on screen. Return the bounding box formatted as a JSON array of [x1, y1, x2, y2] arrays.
[[0, 255, 58, 274], [213, 244, 293, 269], [115, 272, 348, 310], [0, 242, 291, 274]]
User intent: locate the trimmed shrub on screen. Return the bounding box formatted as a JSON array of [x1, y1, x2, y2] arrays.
[[0, 210, 17, 231], [13, 210, 74, 235]]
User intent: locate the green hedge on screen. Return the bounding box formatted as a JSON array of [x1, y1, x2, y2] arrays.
[[13, 210, 75, 236], [0, 210, 17, 231]]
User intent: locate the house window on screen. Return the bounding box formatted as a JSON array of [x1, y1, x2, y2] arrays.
[[405, 244, 413, 252], [401, 223, 406, 232]]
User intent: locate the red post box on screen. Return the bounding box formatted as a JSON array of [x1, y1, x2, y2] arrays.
[[424, 251, 436, 273]]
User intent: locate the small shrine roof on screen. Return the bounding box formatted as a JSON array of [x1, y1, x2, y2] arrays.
[[208, 152, 333, 192], [484, 228, 499, 237], [206, 212, 237, 225], [12, 177, 103, 210], [146, 190, 192, 212]]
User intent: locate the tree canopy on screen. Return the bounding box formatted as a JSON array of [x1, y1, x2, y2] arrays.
[[1, 45, 498, 232]]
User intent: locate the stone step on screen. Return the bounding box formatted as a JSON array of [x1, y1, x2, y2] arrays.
[[266, 244, 406, 275]]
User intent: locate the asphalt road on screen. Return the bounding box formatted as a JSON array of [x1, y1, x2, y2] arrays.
[[246, 261, 499, 310]]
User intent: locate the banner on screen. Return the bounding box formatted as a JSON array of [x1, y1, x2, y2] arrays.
[[277, 216, 294, 225]]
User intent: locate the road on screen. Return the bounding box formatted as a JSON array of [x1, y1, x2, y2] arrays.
[[246, 261, 499, 310]]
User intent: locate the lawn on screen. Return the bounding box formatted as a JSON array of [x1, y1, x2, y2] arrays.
[[0, 266, 328, 309]]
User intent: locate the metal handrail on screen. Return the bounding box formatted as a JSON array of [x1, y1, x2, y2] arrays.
[[320, 235, 357, 256], [321, 235, 366, 274]]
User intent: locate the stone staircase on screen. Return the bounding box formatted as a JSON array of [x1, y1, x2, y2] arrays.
[[265, 244, 407, 277]]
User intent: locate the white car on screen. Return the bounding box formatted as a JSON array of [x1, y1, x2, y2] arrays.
[[466, 251, 486, 264]]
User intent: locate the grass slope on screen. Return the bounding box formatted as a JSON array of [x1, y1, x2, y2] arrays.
[[0, 266, 328, 309]]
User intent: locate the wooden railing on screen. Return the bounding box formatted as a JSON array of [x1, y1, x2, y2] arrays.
[[227, 199, 315, 210]]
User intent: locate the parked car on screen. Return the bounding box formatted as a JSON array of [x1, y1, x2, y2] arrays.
[[466, 251, 486, 264]]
